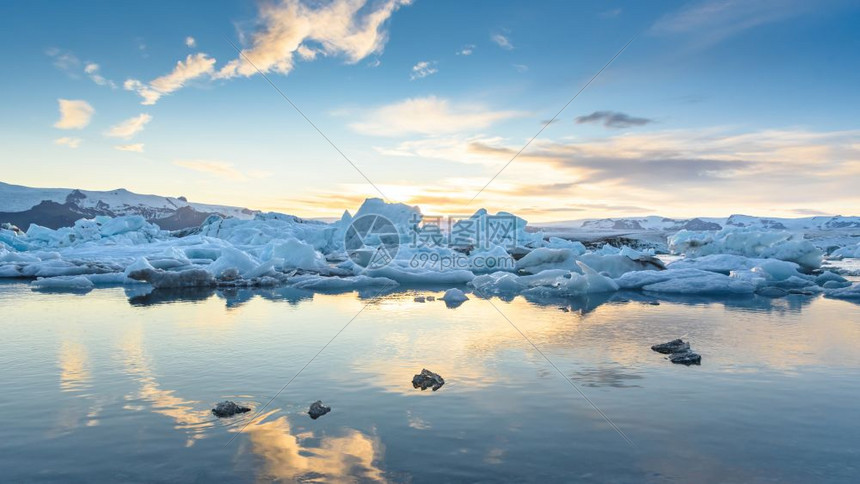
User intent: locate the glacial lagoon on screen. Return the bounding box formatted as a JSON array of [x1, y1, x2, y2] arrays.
[[2, 280, 859, 483]]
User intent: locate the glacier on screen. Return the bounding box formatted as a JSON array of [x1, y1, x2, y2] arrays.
[[2, 198, 859, 301]]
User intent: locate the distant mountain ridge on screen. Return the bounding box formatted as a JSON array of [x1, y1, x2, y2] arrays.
[[536, 214, 860, 232], [0, 181, 257, 230]]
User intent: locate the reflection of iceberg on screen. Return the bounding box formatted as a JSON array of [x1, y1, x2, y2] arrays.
[[239, 410, 386, 483]]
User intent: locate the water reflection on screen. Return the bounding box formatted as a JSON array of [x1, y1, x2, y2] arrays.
[[239, 411, 386, 483], [120, 330, 215, 446], [121, 283, 835, 313], [58, 341, 91, 393], [571, 366, 644, 389], [55, 340, 103, 432]]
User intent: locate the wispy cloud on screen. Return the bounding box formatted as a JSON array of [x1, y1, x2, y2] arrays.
[[83, 63, 117, 89], [600, 8, 623, 18], [490, 33, 513, 50], [216, 0, 412, 79], [115, 143, 144, 152], [54, 137, 82, 148], [47, 49, 116, 88], [54, 99, 94, 130], [104, 114, 152, 139], [125, 53, 216, 105], [513, 64, 528, 73], [185, 36, 196, 48], [46, 48, 80, 71], [651, 0, 812, 47], [350, 96, 521, 137], [575, 111, 653, 129], [457, 44, 475, 56], [409, 60, 437, 80], [174, 160, 270, 181]]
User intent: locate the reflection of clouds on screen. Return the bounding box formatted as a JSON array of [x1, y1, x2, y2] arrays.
[[59, 341, 90, 393], [406, 410, 430, 430], [120, 331, 214, 446], [240, 411, 386, 483], [336, 292, 860, 398], [55, 340, 103, 431]]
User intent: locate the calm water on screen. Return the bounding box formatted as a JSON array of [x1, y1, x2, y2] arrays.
[[2, 281, 859, 483]]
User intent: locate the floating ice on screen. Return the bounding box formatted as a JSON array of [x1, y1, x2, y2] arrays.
[[1, 198, 859, 302], [441, 288, 469, 304], [31, 275, 94, 291], [669, 228, 823, 270]]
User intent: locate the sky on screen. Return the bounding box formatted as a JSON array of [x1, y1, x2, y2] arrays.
[[1, 0, 859, 221]]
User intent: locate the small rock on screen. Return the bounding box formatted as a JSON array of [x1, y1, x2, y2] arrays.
[[426, 296, 436, 301], [647, 301, 660, 306], [412, 369, 445, 391], [669, 351, 702, 365], [559, 306, 570, 312], [308, 400, 331, 419], [788, 289, 815, 296], [212, 400, 251, 418], [651, 339, 690, 354], [414, 296, 426, 303]]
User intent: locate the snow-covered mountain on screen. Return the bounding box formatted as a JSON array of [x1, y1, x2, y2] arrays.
[[537, 214, 860, 232], [0, 181, 257, 230]]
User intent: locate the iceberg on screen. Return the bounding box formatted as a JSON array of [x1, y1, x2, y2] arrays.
[[1, 197, 859, 302], [669, 228, 823, 270], [31, 275, 95, 291]]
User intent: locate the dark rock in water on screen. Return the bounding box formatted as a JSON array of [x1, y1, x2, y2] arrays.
[[414, 296, 426, 303], [559, 306, 570, 312], [757, 287, 788, 298], [212, 401, 251, 418], [669, 351, 702, 365], [412, 369, 445, 391], [426, 296, 436, 301], [308, 400, 331, 419], [651, 339, 690, 354], [647, 301, 660, 306]]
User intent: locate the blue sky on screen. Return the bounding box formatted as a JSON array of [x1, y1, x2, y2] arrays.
[[1, 0, 859, 220]]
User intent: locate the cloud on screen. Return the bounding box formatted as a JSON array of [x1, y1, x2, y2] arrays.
[[104, 114, 152, 139], [457, 45, 475, 56], [54, 99, 94, 129], [125, 53, 216, 105], [513, 64, 528, 73], [46, 48, 80, 72], [600, 8, 622, 18], [409, 61, 437, 80], [650, 0, 812, 47], [115, 143, 144, 152], [351, 96, 521, 137], [185, 36, 196, 48], [47, 49, 116, 88], [575, 111, 653, 129], [216, 0, 411, 79], [83, 63, 117, 88], [490, 33, 513, 50], [174, 159, 270, 181], [54, 137, 82, 148]]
